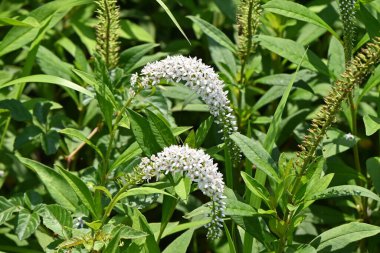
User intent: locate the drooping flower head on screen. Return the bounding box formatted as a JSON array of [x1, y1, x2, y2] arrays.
[[130, 55, 240, 163], [134, 145, 226, 239]]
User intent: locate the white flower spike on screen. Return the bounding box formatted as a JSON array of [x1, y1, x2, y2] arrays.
[[130, 55, 239, 161], [135, 144, 226, 240]]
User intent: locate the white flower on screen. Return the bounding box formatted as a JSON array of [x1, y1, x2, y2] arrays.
[[135, 145, 226, 239], [74, 216, 84, 229], [344, 133, 355, 141], [130, 55, 238, 141]]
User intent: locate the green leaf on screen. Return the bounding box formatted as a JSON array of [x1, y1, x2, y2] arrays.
[[0, 75, 94, 97], [252, 86, 287, 111], [214, 0, 237, 21], [195, 116, 213, 147], [120, 43, 159, 73], [146, 109, 177, 148], [303, 174, 334, 202], [38, 204, 73, 238], [187, 16, 236, 53], [174, 177, 191, 203], [363, 115, 380, 136], [33, 102, 52, 125], [0, 0, 92, 57], [172, 127, 192, 136], [0, 17, 39, 27], [110, 142, 142, 171], [184, 130, 196, 148], [357, 4, 380, 39], [358, 65, 380, 104], [256, 35, 330, 76], [127, 109, 162, 156], [309, 185, 380, 202], [103, 229, 121, 253], [18, 157, 78, 212], [59, 128, 104, 159], [0, 197, 17, 225], [367, 157, 380, 195], [155, 0, 190, 44], [209, 37, 236, 80], [16, 210, 40, 240], [310, 222, 380, 252], [162, 229, 194, 253], [116, 187, 174, 203], [231, 133, 280, 182], [0, 99, 32, 122], [263, 51, 305, 151], [224, 223, 237, 253], [119, 20, 155, 43], [130, 209, 160, 253], [225, 198, 258, 217], [241, 172, 270, 207], [119, 225, 148, 239], [322, 128, 358, 158], [328, 36, 345, 80], [41, 130, 60, 155], [161, 220, 209, 238], [57, 166, 97, 218], [263, 0, 338, 38]]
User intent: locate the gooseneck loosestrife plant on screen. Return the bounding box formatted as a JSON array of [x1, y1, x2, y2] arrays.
[[3, 0, 380, 252]]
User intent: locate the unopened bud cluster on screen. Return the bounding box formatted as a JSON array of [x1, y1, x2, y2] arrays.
[[135, 145, 226, 239], [338, 0, 357, 60]]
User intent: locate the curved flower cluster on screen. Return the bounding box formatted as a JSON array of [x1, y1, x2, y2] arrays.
[[130, 55, 239, 162], [135, 145, 226, 239]]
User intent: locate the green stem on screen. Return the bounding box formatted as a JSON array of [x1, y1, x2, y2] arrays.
[[101, 183, 129, 225], [0, 118, 10, 150], [349, 95, 362, 174], [224, 144, 233, 189], [102, 94, 136, 182], [378, 90, 380, 156]]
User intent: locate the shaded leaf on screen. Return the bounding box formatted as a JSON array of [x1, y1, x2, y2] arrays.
[[0, 75, 94, 97], [0, 99, 32, 122], [263, 0, 337, 38], [127, 109, 162, 156], [18, 157, 78, 212], [16, 210, 40, 240], [39, 204, 72, 238], [256, 35, 330, 76], [310, 222, 380, 252], [163, 229, 194, 253], [309, 185, 380, 202], [363, 115, 380, 136], [57, 166, 97, 218], [231, 133, 280, 182], [188, 16, 236, 53]]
